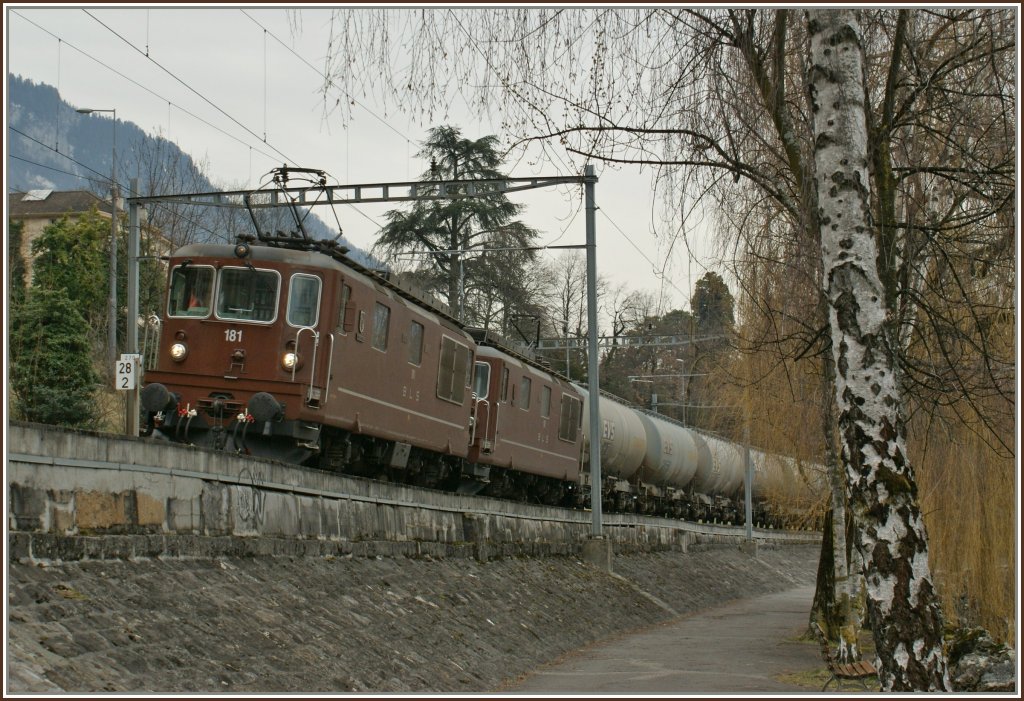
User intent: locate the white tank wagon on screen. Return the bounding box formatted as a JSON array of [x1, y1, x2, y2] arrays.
[[577, 387, 647, 481], [573, 385, 821, 527], [635, 411, 700, 489], [749, 449, 827, 528], [693, 432, 746, 497]]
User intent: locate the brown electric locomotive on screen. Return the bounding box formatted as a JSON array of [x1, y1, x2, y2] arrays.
[[468, 338, 583, 504], [141, 238, 495, 492]]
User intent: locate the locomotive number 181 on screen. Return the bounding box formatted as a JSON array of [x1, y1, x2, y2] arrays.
[[224, 329, 243, 342]]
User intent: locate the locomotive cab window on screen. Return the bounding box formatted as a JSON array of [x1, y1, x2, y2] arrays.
[[473, 361, 490, 400], [168, 265, 215, 317], [287, 274, 321, 327], [216, 267, 280, 323], [541, 385, 552, 418]]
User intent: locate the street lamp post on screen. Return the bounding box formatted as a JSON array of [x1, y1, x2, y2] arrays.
[[76, 107, 117, 375]]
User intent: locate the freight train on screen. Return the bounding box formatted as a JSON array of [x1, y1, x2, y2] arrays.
[[140, 173, 819, 528]]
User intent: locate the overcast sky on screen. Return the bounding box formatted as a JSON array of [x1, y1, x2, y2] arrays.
[[5, 5, 726, 313]]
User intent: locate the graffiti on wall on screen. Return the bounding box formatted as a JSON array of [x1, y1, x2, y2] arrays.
[[236, 467, 266, 528]]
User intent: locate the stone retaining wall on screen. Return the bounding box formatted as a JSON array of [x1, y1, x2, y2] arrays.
[[7, 422, 817, 562]]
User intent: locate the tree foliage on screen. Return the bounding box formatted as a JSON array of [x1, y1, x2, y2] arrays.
[[691, 271, 734, 335], [8, 217, 27, 308], [9, 287, 99, 427], [30, 208, 111, 333], [373, 125, 540, 330]]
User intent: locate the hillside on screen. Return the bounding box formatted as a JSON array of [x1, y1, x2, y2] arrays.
[[6, 74, 377, 266]]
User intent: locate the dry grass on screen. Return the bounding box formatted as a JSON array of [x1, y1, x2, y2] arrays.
[[913, 402, 1017, 646], [92, 382, 128, 433], [721, 310, 1016, 646]]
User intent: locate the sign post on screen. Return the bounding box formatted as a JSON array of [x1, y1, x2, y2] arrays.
[[115, 353, 141, 392]]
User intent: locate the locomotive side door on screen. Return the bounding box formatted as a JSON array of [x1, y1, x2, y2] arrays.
[[471, 360, 497, 453], [286, 272, 331, 408]]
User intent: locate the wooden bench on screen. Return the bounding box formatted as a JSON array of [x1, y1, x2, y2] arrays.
[[813, 622, 877, 691]]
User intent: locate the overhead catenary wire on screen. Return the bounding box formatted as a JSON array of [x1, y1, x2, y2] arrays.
[[10, 126, 115, 185], [240, 9, 418, 151], [9, 153, 97, 183], [11, 9, 366, 243], [10, 129, 235, 245], [9, 10, 284, 166], [82, 9, 301, 167]]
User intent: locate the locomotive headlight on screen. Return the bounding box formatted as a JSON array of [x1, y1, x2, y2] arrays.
[[281, 352, 299, 371], [170, 342, 188, 362]]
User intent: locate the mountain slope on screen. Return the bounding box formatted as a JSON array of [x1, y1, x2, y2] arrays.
[[7, 74, 377, 266]]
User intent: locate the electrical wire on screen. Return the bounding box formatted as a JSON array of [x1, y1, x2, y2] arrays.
[[598, 208, 691, 305], [10, 126, 115, 185], [82, 9, 300, 166], [240, 10, 417, 150], [10, 129, 234, 245], [9, 10, 283, 165], [9, 153, 98, 184]]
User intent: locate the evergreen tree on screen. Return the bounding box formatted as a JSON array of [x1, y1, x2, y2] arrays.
[[691, 271, 735, 335], [30, 208, 110, 333], [374, 125, 540, 326], [685, 272, 736, 432], [10, 287, 100, 427], [8, 218, 27, 308]]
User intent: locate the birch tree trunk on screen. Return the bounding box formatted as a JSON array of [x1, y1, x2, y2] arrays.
[[805, 9, 950, 691]]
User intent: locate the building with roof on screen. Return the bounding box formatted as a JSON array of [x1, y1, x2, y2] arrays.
[[8, 189, 115, 284], [7, 189, 171, 286]]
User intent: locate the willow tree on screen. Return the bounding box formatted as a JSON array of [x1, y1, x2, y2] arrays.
[[320, 8, 1014, 688]]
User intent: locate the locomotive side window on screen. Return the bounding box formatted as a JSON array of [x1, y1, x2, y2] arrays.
[[287, 274, 321, 327], [216, 267, 279, 323], [519, 376, 532, 410], [500, 367, 510, 402], [337, 284, 353, 333], [472, 361, 490, 400], [540, 385, 552, 418], [558, 395, 582, 442], [408, 321, 424, 365], [372, 303, 390, 351], [168, 265, 214, 317], [437, 336, 472, 404]]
